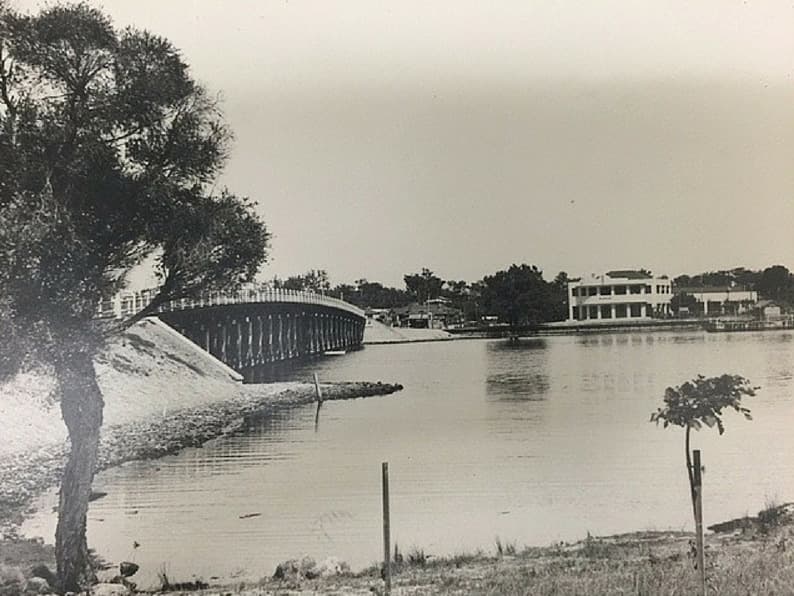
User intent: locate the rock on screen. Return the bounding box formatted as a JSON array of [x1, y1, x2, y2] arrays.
[[314, 556, 350, 578], [29, 565, 57, 587], [119, 561, 138, 578], [90, 584, 131, 596], [23, 577, 52, 594]]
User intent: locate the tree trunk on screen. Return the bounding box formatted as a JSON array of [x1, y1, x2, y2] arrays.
[[54, 351, 104, 594]]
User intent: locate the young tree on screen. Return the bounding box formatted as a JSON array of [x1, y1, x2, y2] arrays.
[[0, 4, 269, 591], [649, 375, 757, 523]]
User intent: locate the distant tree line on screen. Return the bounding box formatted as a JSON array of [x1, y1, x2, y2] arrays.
[[271, 265, 570, 327], [273, 263, 794, 327], [674, 265, 794, 306]]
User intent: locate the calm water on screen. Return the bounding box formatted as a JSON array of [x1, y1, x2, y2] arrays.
[[22, 331, 794, 588]]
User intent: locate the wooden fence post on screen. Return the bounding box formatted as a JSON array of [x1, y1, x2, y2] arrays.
[[382, 462, 391, 595], [693, 449, 706, 596]]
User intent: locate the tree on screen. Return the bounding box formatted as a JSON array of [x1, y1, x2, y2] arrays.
[[757, 265, 793, 302], [481, 264, 554, 331], [649, 374, 756, 527], [275, 269, 330, 293], [0, 4, 269, 591], [549, 271, 569, 322], [442, 279, 482, 321], [404, 268, 443, 303]]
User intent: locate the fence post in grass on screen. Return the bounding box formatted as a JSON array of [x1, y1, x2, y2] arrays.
[[693, 449, 706, 596], [382, 461, 391, 595]]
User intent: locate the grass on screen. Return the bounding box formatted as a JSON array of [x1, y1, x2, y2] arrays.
[[299, 525, 794, 596], [757, 497, 791, 534]]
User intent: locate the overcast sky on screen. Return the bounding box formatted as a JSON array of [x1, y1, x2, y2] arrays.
[[22, 1, 794, 287]]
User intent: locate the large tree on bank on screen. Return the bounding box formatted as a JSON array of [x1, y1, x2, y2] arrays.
[[0, 3, 269, 592], [481, 264, 554, 332]]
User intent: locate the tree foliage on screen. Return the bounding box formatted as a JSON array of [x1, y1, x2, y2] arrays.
[[274, 269, 330, 293], [756, 265, 793, 303], [404, 268, 444, 303], [481, 264, 554, 329], [650, 374, 755, 434], [0, 3, 269, 590]]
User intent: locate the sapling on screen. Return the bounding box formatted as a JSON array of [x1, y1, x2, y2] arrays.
[[650, 374, 757, 521]]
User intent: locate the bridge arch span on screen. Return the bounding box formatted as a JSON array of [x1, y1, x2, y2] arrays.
[[99, 289, 366, 382]]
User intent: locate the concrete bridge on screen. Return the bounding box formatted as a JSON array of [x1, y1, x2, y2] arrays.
[[98, 288, 366, 382]]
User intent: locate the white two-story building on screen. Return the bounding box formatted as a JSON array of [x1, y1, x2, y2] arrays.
[[567, 270, 673, 322]]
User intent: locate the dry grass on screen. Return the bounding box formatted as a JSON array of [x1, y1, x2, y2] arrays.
[[302, 527, 794, 596]]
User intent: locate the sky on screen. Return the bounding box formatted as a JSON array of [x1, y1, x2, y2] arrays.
[[20, 0, 794, 288]]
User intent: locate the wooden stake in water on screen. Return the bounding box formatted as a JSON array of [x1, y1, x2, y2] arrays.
[[382, 461, 391, 595], [693, 449, 706, 596], [313, 372, 323, 402], [313, 372, 323, 432]]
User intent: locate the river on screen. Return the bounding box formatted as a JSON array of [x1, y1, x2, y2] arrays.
[[21, 330, 794, 588]]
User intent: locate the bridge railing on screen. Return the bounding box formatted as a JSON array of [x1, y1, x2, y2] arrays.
[[97, 287, 366, 320]]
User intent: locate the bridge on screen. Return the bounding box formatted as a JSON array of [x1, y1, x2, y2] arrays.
[[98, 288, 366, 382]]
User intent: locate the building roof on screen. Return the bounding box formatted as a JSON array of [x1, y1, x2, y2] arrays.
[[571, 270, 663, 285], [606, 270, 653, 280]]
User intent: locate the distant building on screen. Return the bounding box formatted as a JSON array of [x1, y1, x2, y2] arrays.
[[567, 270, 672, 322], [753, 300, 783, 321], [394, 298, 463, 329], [365, 307, 395, 326], [675, 286, 758, 317]]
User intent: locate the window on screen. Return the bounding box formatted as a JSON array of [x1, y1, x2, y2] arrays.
[[572, 306, 579, 320], [600, 286, 612, 296], [615, 304, 627, 318], [589, 306, 598, 319], [571, 287, 578, 297], [629, 285, 642, 294], [588, 286, 597, 296], [645, 285, 652, 293], [630, 303, 642, 317], [600, 305, 612, 318], [614, 285, 627, 295]]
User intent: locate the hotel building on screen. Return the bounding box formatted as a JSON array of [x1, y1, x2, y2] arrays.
[[568, 270, 672, 322]]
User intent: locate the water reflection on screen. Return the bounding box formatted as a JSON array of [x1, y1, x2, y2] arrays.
[[485, 339, 550, 400]]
